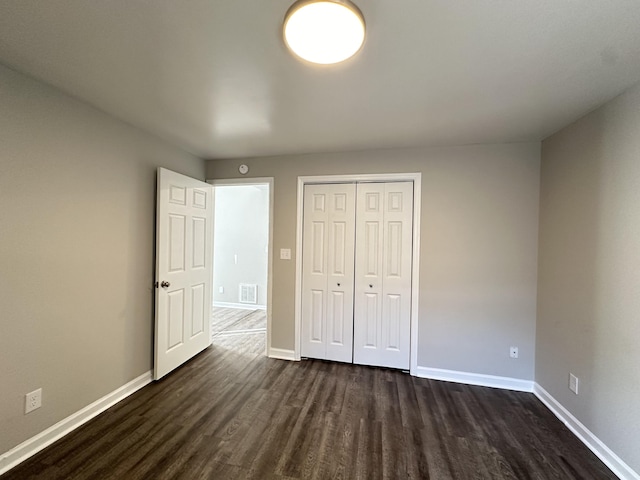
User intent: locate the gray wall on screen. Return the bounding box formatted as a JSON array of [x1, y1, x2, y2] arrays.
[[213, 185, 269, 308], [207, 143, 541, 379], [537, 82, 640, 472], [0, 64, 205, 454]]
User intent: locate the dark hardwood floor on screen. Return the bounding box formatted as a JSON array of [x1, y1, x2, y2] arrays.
[[2, 330, 616, 479]]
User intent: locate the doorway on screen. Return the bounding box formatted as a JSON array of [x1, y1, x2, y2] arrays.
[[209, 178, 273, 357]]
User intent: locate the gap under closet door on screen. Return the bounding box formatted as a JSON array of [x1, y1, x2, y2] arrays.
[[353, 182, 413, 370], [301, 183, 356, 363]]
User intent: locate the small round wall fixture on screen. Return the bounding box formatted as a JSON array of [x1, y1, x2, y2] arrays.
[[283, 0, 366, 65], [238, 164, 249, 175]]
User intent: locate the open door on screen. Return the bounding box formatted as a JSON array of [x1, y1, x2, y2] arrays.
[[155, 168, 213, 380]]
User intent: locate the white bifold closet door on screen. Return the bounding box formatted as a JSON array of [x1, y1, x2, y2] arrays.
[[301, 181, 413, 369], [301, 184, 356, 363], [353, 182, 413, 370]]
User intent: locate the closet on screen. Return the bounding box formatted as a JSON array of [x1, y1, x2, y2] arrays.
[[300, 181, 413, 370]]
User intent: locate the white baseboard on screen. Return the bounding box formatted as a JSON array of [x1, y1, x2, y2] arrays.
[[533, 383, 639, 480], [412, 366, 534, 392], [213, 302, 266, 311], [268, 347, 297, 361], [0, 371, 153, 476]]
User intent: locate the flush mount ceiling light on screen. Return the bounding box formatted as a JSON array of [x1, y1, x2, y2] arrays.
[[283, 0, 366, 65]]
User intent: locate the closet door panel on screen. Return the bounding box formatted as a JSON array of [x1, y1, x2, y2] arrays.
[[381, 182, 413, 368], [354, 182, 413, 369], [325, 186, 356, 362], [301, 184, 355, 362], [353, 183, 385, 364], [301, 186, 330, 359]]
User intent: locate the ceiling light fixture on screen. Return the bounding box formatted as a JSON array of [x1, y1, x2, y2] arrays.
[[283, 0, 366, 65]]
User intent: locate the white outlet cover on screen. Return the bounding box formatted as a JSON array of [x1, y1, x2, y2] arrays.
[[25, 388, 42, 414], [569, 373, 579, 394], [509, 346, 519, 358]]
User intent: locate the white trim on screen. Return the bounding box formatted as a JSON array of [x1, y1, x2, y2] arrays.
[[533, 383, 640, 480], [0, 371, 152, 476], [266, 180, 274, 359], [208, 177, 274, 186], [408, 176, 421, 376], [294, 178, 304, 361], [213, 301, 266, 311], [412, 366, 534, 392], [268, 347, 298, 361], [207, 177, 274, 359], [294, 173, 422, 366], [298, 173, 421, 184], [213, 328, 266, 337]]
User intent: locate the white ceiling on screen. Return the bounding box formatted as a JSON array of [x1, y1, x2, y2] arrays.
[[1, 1, 640, 159]]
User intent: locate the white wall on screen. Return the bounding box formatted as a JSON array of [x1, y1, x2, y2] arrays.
[[0, 64, 205, 455], [213, 185, 269, 308], [537, 81, 640, 473], [207, 143, 541, 380]]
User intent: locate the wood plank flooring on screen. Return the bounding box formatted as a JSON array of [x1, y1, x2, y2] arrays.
[[212, 307, 266, 336], [2, 329, 616, 480]]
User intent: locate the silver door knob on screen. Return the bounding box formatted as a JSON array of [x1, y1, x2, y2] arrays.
[[161, 281, 170, 288]]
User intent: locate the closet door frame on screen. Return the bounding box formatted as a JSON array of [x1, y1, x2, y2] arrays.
[[294, 173, 422, 375]]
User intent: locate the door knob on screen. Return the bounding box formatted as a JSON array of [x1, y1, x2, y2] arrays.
[[369, 284, 373, 288], [337, 283, 341, 287], [161, 281, 170, 288]]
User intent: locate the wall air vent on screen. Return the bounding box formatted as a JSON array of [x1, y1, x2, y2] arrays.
[[239, 284, 258, 304]]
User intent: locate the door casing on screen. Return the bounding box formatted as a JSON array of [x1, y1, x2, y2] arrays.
[[295, 173, 422, 374]]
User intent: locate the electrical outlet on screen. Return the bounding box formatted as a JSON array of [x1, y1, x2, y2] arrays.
[[218, 286, 224, 294], [509, 346, 519, 359], [25, 388, 42, 414], [569, 373, 579, 394]]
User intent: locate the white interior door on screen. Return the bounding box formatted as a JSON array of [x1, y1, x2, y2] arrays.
[[155, 168, 213, 380], [353, 182, 413, 369], [301, 184, 356, 363]]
